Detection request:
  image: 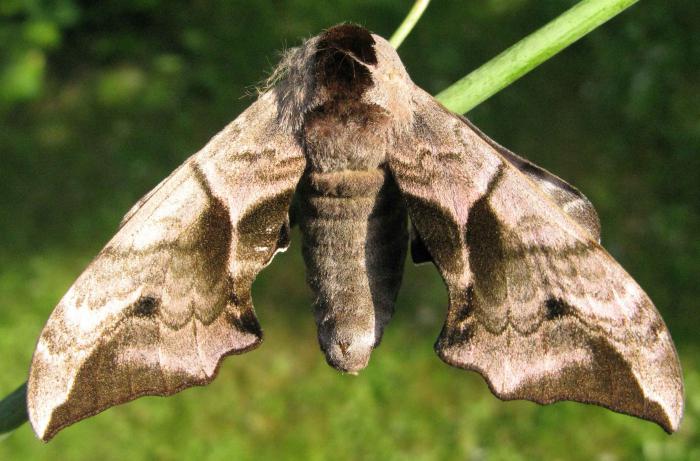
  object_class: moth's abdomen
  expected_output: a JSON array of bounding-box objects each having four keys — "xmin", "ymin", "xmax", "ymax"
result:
[{"xmin": 299, "ymin": 168, "xmax": 407, "ymax": 373}]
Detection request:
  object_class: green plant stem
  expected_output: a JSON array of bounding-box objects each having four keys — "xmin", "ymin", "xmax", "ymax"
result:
[
  {"xmin": 0, "ymin": 0, "xmax": 641, "ymax": 441},
  {"xmin": 0, "ymin": 383, "xmax": 27, "ymax": 439},
  {"xmin": 389, "ymin": 0, "xmax": 431, "ymax": 48},
  {"xmin": 436, "ymin": 0, "xmax": 640, "ymax": 114}
]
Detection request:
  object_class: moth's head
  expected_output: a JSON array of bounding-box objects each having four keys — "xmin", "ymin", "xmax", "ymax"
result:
[
  {"xmin": 314, "ymin": 24, "xmax": 378, "ymax": 99},
  {"xmin": 271, "ymin": 24, "xmax": 415, "ymax": 131},
  {"xmin": 314, "ymin": 24, "xmax": 414, "ymax": 119}
]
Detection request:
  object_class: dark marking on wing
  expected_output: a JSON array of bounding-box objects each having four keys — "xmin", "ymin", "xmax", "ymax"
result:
[
  {"xmin": 194, "ymin": 196, "xmax": 232, "ymax": 271},
  {"xmin": 465, "ymin": 166, "xmax": 506, "ymax": 305},
  {"xmin": 403, "ymin": 194, "xmax": 463, "ymax": 276},
  {"xmin": 190, "ymin": 164, "xmax": 234, "ymax": 287},
  {"xmin": 227, "ymin": 306, "xmax": 263, "ymax": 338},
  {"xmin": 442, "ymin": 326, "xmax": 473, "ymax": 348},
  {"xmin": 237, "ymin": 189, "xmax": 295, "ymax": 262},
  {"xmin": 437, "ymin": 283, "xmax": 478, "ymax": 350},
  {"xmin": 224, "ymin": 278, "xmax": 260, "ymax": 338},
  {"xmin": 545, "ymin": 297, "xmax": 571, "ymax": 320},
  {"xmin": 456, "ymin": 285, "xmax": 475, "ymax": 322},
  {"xmin": 133, "ymin": 296, "xmax": 160, "ymax": 317},
  {"xmin": 457, "ymin": 283, "xmax": 474, "ymax": 321}
]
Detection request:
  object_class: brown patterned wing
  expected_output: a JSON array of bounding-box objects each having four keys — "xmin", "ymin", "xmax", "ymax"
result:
[
  {"xmin": 460, "ymin": 116, "xmax": 601, "ymax": 241},
  {"xmin": 388, "ymin": 90, "xmax": 684, "ymax": 432},
  {"xmin": 28, "ymin": 91, "xmax": 306, "ymax": 441},
  {"xmin": 409, "ymin": 117, "xmax": 601, "ymax": 264}
]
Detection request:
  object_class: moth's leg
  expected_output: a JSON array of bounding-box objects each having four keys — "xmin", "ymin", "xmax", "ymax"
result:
[{"xmin": 299, "ymin": 168, "xmax": 407, "ymax": 373}]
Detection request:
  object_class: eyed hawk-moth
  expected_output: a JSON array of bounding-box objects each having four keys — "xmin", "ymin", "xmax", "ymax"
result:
[{"xmin": 26, "ymin": 24, "xmax": 684, "ymax": 440}]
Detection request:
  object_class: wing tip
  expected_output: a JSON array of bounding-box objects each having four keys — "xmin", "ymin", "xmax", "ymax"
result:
[
  {"xmin": 660, "ymin": 407, "xmax": 682, "ymax": 434},
  {"xmin": 26, "ymin": 384, "xmax": 64, "ymax": 442},
  {"xmin": 645, "ymin": 383, "xmax": 684, "ymax": 434},
  {"xmin": 30, "ymin": 412, "xmax": 62, "ymax": 443}
]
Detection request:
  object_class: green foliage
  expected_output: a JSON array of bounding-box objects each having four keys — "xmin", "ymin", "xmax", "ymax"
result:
[
  {"xmin": 1, "ymin": 1, "xmax": 699, "ymax": 459},
  {"xmin": 435, "ymin": 0, "xmax": 641, "ymax": 113},
  {"xmin": 0, "ymin": 0, "xmax": 78, "ymax": 102}
]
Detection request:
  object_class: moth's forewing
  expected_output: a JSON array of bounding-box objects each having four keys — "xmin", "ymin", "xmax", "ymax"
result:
[
  {"xmin": 461, "ymin": 116, "xmax": 601, "ymax": 241},
  {"xmin": 388, "ymin": 89, "xmax": 683, "ymax": 432},
  {"xmin": 28, "ymin": 91, "xmax": 306, "ymax": 441}
]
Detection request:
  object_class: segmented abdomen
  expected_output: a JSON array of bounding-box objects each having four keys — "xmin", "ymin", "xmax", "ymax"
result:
[{"xmin": 298, "ymin": 167, "xmax": 407, "ymax": 372}]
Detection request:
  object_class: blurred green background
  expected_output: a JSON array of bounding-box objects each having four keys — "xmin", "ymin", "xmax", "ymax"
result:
[{"xmin": 1, "ymin": 0, "xmax": 699, "ymax": 459}]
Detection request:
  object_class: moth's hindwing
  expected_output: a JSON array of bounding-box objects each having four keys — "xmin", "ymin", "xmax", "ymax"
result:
[
  {"xmin": 27, "ymin": 91, "xmax": 306, "ymax": 441},
  {"xmin": 389, "ymin": 89, "xmax": 684, "ymax": 433}
]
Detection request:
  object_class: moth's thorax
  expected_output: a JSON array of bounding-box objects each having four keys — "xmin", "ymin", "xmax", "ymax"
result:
[
  {"xmin": 302, "ymin": 98, "xmax": 391, "ymax": 172},
  {"xmin": 297, "ymin": 24, "xmax": 413, "ymax": 172},
  {"xmin": 268, "ymin": 24, "xmax": 411, "ymax": 171}
]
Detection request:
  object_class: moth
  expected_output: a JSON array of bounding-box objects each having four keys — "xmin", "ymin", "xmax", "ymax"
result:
[{"xmin": 27, "ymin": 24, "xmax": 684, "ymax": 440}]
